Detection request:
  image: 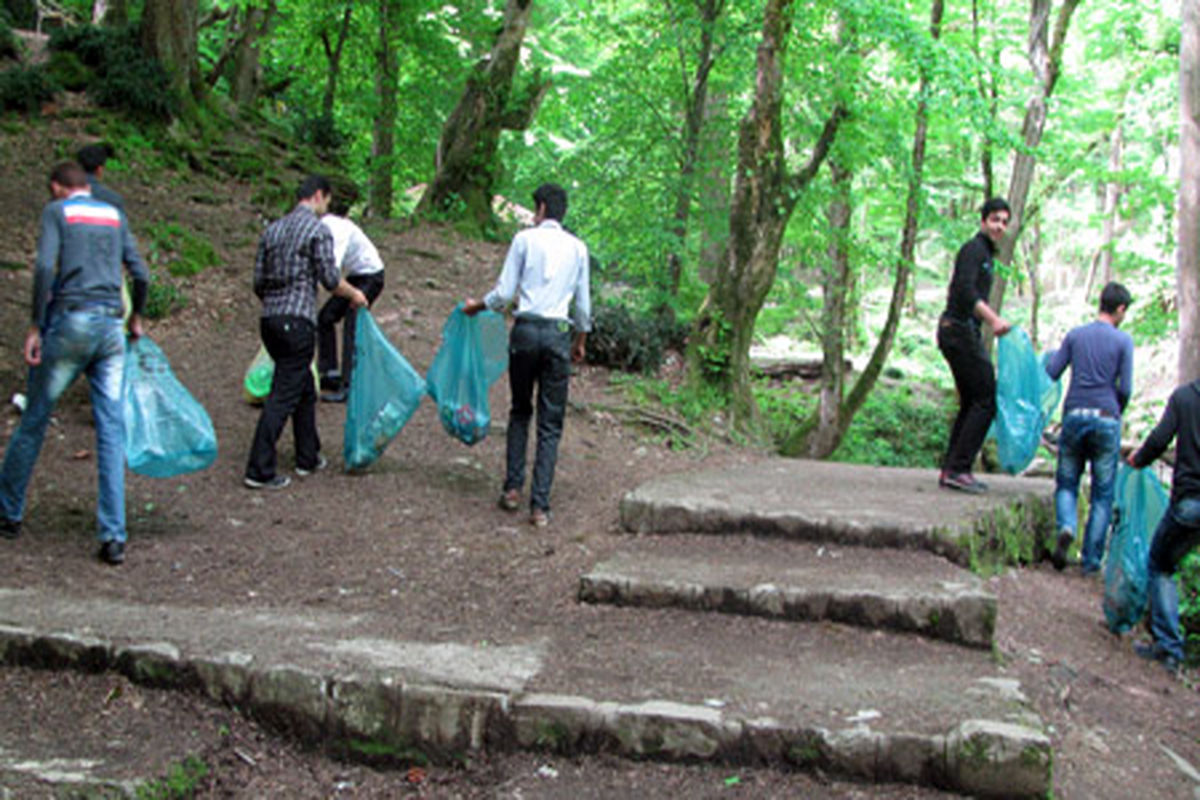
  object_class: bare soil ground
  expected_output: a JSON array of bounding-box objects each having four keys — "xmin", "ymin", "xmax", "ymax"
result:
[{"xmin": 0, "ymin": 113, "xmax": 1196, "ymax": 798}]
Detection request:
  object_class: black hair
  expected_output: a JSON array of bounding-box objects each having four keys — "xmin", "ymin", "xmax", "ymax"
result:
[
  {"xmin": 77, "ymin": 143, "xmax": 113, "ymax": 174},
  {"xmin": 532, "ymin": 183, "xmax": 568, "ymax": 221},
  {"xmin": 1099, "ymin": 281, "xmax": 1133, "ymax": 314},
  {"xmin": 980, "ymin": 197, "xmax": 1011, "ymax": 220},
  {"xmin": 50, "ymin": 162, "xmax": 88, "ymax": 189},
  {"xmin": 296, "ymin": 175, "xmax": 333, "ymax": 202}
]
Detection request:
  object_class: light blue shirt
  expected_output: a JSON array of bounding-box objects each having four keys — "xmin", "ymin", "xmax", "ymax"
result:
[{"xmin": 484, "ymin": 219, "xmax": 591, "ymax": 332}]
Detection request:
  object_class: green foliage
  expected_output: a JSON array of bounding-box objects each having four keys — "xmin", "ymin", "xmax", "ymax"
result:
[
  {"xmin": 144, "ymin": 275, "xmax": 188, "ymax": 320},
  {"xmin": 48, "ymin": 24, "xmax": 177, "ymax": 121},
  {"xmin": 0, "ymin": 16, "xmax": 18, "ymax": 60},
  {"xmin": 0, "ymin": 65, "xmax": 58, "ymax": 112},
  {"xmin": 586, "ymin": 301, "xmax": 688, "ymax": 374},
  {"xmin": 46, "ymin": 50, "xmax": 92, "ymax": 91},
  {"xmin": 145, "ymin": 222, "xmax": 221, "ymax": 278},
  {"xmin": 135, "ymin": 755, "xmax": 209, "ymax": 800},
  {"xmin": 294, "ymin": 112, "xmax": 345, "ymax": 153},
  {"xmin": 1126, "ymin": 276, "xmax": 1178, "ymax": 342}
]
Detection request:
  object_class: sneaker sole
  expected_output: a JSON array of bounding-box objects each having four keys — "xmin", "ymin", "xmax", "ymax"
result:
[{"xmin": 243, "ymin": 476, "xmax": 291, "ymax": 490}]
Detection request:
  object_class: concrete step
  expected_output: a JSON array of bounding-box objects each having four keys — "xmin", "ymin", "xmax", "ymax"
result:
[
  {"xmin": 619, "ymin": 460, "xmax": 1053, "ymax": 564},
  {"xmin": 0, "ymin": 587, "xmax": 1050, "ymax": 797},
  {"xmin": 578, "ymin": 544, "xmax": 996, "ymax": 647}
]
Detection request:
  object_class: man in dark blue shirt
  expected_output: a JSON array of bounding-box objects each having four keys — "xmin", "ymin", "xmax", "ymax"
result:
[
  {"xmin": 1044, "ymin": 282, "xmax": 1134, "ymax": 573},
  {"xmin": 937, "ymin": 198, "xmax": 1013, "ymax": 494},
  {"xmin": 77, "ymin": 143, "xmax": 125, "ymax": 211}
]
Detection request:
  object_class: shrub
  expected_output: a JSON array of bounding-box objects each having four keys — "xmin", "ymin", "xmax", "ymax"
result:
[
  {"xmin": 294, "ymin": 112, "xmax": 345, "ymax": 152},
  {"xmin": 144, "ymin": 275, "xmax": 187, "ymax": 319},
  {"xmin": 1180, "ymin": 552, "xmax": 1200, "ymax": 666},
  {"xmin": 48, "ymin": 24, "xmax": 176, "ymax": 121},
  {"xmin": 46, "ymin": 50, "xmax": 92, "ymax": 92},
  {"xmin": 145, "ymin": 221, "xmax": 221, "ymax": 278},
  {"xmin": 0, "ymin": 65, "xmax": 59, "ymax": 113},
  {"xmin": 0, "ymin": 17, "xmax": 18, "ymax": 61},
  {"xmin": 586, "ymin": 302, "xmax": 688, "ymax": 374}
]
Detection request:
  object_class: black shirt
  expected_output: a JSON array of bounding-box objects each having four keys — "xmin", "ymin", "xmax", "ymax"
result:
[
  {"xmin": 943, "ymin": 231, "xmax": 996, "ymax": 324},
  {"xmin": 1131, "ymin": 380, "xmax": 1200, "ymax": 503}
]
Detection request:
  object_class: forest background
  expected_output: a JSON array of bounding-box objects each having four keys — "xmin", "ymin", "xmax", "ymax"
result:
[{"xmin": 0, "ymin": 0, "xmax": 1197, "ymax": 660}]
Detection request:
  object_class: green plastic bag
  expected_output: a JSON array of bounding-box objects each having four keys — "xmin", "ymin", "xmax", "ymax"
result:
[
  {"xmin": 992, "ymin": 328, "xmax": 1061, "ymax": 474},
  {"xmin": 343, "ymin": 310, "xmax": 426, "ymax": 470},
  {"xmin": 1103, "ymin": 464, "xmax": 1169, "ymax": 634},
  {"xmin": 123, "ymin": 336, "xmax": 218, "ymax": 477},
  {"xmin": 425, "ymin": 306, "xmax": 508, "ymax": 446},
  {"xmin": 242, "ymin": 345, "xmax": 320, "ymax": 405}
]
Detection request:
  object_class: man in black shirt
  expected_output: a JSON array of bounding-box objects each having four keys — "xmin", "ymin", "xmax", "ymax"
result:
[
  {"xmin": 937, "ymin": 198, "xmax": 1013, "ymax": 494},
  {"xmin": 1126, "ymin": 379, "xmax": 1200, "ymax": 674},
  {"xmin": 77, "ymin": 143, "xmax": 125, "ymax": 211}
]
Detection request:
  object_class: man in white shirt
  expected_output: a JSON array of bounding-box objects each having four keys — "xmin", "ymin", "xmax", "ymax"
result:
[
  {"xmin": 464, "ymin": 183, "xmax": 591, "ymax": 527},
  {"xmin": 318, "ymin": 199, "xmax": 386, "ymax": 403}
]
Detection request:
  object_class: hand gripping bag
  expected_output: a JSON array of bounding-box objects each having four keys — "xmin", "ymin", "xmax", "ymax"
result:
[
  {"xmin": 123, "ymin": 337, "xmax": 218, "ymax": 477},
  {"xmin": 1103, "ymin": 464, "xmax": 1170, "ymax": 633},
  {"xmin": 992, "ymin": 328, "xmax": 1061, "ymax": 474},
  {"xmin": 343, "ymin": 310, "xmax": 426, "ymax": 470},
  {"xmin": 425, "ymin": 305, "xmax": 508, "ymax": 445}
]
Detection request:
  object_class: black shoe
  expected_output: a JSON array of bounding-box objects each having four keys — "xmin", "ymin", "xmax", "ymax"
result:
[
  {"xmin": 243, "ymin": 474, "xmax": 291, "ymax": 490},
  {"xmin": 321, "ymin": 390, "xmax": 348, "ymax": 404},
  {"xmin": 941, "ymin": 472, "xmax": 988, "ymax": 494},
  {"xmin": 1134, "ymin": 640, "xmax": 1182, "ymax": 675},
  {"xmin": 319, "ymin": 371, "xmax": 342, "ymax": 392},
  {"xmin": 0, "ymin": 517, "xmax": 21, "ymax": 540},
  {"xmin": 295, "ymin": 454, "xmax": 328, "ymax": 477},
  {"xmin": 98, "ymin": 540, "xmax": 125, "ymax": 565},
  {"xmin": 1050, "ymin": 528, "xmax": 1073, "ymax": 571}
]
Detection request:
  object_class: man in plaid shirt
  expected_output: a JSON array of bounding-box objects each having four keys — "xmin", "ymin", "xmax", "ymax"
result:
[{"xmin": 244, "ymin": 176, "xmax": 367, "ymax": 490}]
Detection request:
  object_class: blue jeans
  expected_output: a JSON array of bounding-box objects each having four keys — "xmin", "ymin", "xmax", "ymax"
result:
[
  {"xmin": 1147, "ymin": 496, "xmax": 1200, "ymax": 663},
  {"xmin": 0, "ymin": 309, "xmax": 127, "ymax": 543},
  {"xmin": 1054, "ymin": 412, "xmax": 1121, "ymax": 572}
]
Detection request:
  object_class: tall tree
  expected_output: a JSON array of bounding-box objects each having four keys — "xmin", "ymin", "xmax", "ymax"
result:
[
  {"xmin": 987, "ymin": 0, "xmax": 1081, "ymax": 321},
  {"xmin": 415, "ymin": 0, "xmax": 548, "ymax": 230},
  {"xmin": 1180, "ymin": 0, "xmax": 1200, "ymax": 383},
  {"xmin": 686, "ymin": 0, "xmax": 846, "ymax": 433},
  {"xmin": 142, "ymin": 0, "xmax": 201, "ymax": 105},
  {"xmin": 783, "ymin": 0, "xmax": 944, "ymax": 458},
  {"xmin": 369, "ymin": 0, "xmax": 400, "ymax": 217},
  {"xmin": 666, "ymin": 0, "xmax": 725, "ymax": 297},
  {"xmin": 320, "ymin": 3, "xmax": 354, "ymax": 120}
]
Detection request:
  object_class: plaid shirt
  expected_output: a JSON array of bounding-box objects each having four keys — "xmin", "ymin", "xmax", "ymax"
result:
[{"xmin": 253, "ymin": 205, "xmax": 340, "ymax": 323}]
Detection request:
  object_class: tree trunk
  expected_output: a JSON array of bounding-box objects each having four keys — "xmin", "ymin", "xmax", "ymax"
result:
[
  {"xmin": 228, "ymin": 2, "xmax": 275, "ymax": 106},
  {"xmin": 1179, "ymin": 0, "xmax": 1200, "ymax": 383},
  {"xmin": 321, "ymin": 4, "xmax": 354, "ymax": 120},
  {"xmin": 805, "ymin": 160, "xmax": 852, "ymax": 458},
  {"xmin": 1024, "ymin": 217, "xmax": 1042, "ymax": 346},
  {"xmin": 415, "ymin": 0, "xmax": 548, "ymax": 231},
  {"xmin": 988, "ymin": 0, "xmax": 1081, "ymax": 326},
  {"xmin": 141, "ymin": 0, "xmax": 200, "ymax": 105},
  {"xmin": 971, "ymin": 0, "xmax": 997, "ymax": 199},
  {"xmin": 686, "ymin": 0, "xmax": 846, "ymax": 435},
  {"xmin": 369, "ymin": 0, "xmax": 399, "ymax": 218},
  {"xmin": 666, "ymin": 0, "xmax": 724, "ymax": 297}
]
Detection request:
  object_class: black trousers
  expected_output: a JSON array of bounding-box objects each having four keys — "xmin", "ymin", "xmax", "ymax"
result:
[
  {"xmin": 937, "ymin": 315, "xmax": 996, "ymax": 475},
  {"xmin": 504, "ymin": 318, "xmax": 572, "ymax": 512},
  {"xmin": 246, "ymin": 315, "xmax": 319, "ymax": 481},
  {"xmin": 317, "ymin": 272, "xmax": 385, "ymax": 389}
]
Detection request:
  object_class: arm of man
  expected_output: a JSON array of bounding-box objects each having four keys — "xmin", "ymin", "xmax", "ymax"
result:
[
  {"xmin": 466, "ymin": 233, "xmax": 526, "ymax": 316},
  {"xmin": 1044, "ymin": 332, "xmax": 1071, "ymax": 381},
  {"xmin": 974, "ymin": 299, "xmax": 1011, "ymax": 337},
  {"xmin": 120, "ymin": 213, "xmax": 149, "ymax": 339},
  {"xmin": 1116, "ymin": 335, "xmax": 1134, "ymax": 413},
  {"xmin": 26, "ymin": 205, "xmax": 62, "ymax": 366},
  {"xmin": 252, "ymin": 236, "xmax": 268, "ymax": 300},
  {"xmin": 1129, "ymin": 393, "xmax": 1178, "ymax": 468},
  {"xmin": 571, "ymin": 243, "xmax": 592, "ymax": 363}
]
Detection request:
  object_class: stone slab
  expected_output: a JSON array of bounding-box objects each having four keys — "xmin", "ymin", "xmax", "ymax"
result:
[
  {"xmin": 579, "ymin": 550, "xmax": 996, "ymax": 647},
  {"xmin": 619, "ymin": 459, "xmax": 1052, "ymax": 558},
  {"xmin": 0, "ymin": 587, "xmax": 1051, "ymax": 797}
]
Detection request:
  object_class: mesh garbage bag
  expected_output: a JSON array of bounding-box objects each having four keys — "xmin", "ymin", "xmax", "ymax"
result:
[
  {"xmin": 1103, "ymin": 464, "xmax": 1169, "ymax": 634},
  {"xmin": 426, "ymin": 305, "xmax": 508, "ymax": 446},
  {"xmin": 343, "ymin": 310, "xmax": 426, "ymax": 470},
  {"xmin": 123, "ymin": 336, "xmax": 218, "ymax": 477},
  {"xmin": 992, "ymin": 328, "xmax": 1060, "ymax": 474}
]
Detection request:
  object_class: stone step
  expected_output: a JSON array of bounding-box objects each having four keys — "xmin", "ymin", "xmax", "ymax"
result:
[
  {"xmin": 0, "ymin": 587, "xmax": 1050, "ymax": 797},
  {"xmin": 578, "ymin": 545, "xmax": 996, "ymax": 647},
  {"xmin": 619, "ymin": 460, "xmax": 1053, "ymax": 564}
]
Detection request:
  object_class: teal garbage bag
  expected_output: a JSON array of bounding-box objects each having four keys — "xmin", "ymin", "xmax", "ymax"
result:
[
  {"xmin": 123, "ymin": 336, "xmax": 218, "ymax": 477},
  {"xmin": 992, "ymin": 328, "xmax": 1061, "ymax": 474},
  {"xmin": 1103, "ymin": 464, "xmax": 1169, "ymax": 634},
  {"xmin": 426, "ymin": 305, "xmax": 508, "ymax": 445},
  {"xmin": 343, "ymin": 310, "xmax": 426, "ymax": 470}
]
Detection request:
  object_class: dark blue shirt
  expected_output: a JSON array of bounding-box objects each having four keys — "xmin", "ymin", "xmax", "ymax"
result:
[{"xmin": 1045, "ymin": 319, "xmax": 1134, "ymax": 417}]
